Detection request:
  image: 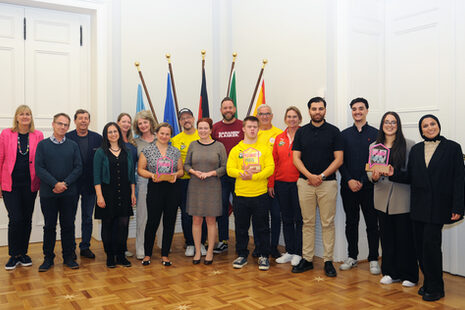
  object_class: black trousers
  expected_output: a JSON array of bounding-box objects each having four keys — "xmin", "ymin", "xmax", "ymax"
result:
[
  {"xmin": 413, "ymin": 221, "xmax": 444, "ymax": 295},
  {"xmin": 340, "ymin": 186, "xmax": 379, "ymax": 261},
  {"xmin": 2, "ymin": 187, "xmax": 37, "ymax": 257},
  {"xmin": 102, "ymin": 216, "xmax": 129, "ymax": 256},
  {"xmin": 275, "ymin": 181, "xmax": 302, "ymax": 256},
  {"xmin": 234, "ymin": 194, "xmax": 270, "ymax": 258},
  {"xmin": 144, "ymin": 181, "xmax": 179, "ymax": 257},
  {"xmin": 378, "ymin": 211, "xmax": 418, "ymax": 283},
  {"xmin": 40, "ymin": 195, "xmax": 78, "ymax": 261}
]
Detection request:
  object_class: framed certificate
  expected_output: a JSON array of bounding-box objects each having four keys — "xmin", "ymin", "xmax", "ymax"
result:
[
  {"xmin": 155, "ymin": 156, "xmax": 175, "ymax": 182},
  {"xmin": 242, "ymin": 147, "xmax": 262, "ymax": 173},
  {"xmin": 365, "ymin": 143, "xmax": 390, "ymax": 173}
]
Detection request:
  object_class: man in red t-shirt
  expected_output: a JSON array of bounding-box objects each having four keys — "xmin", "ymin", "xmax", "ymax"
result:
[{"xmin": 211, "ymin": 97, "xmax": 244, "ymax": 253}]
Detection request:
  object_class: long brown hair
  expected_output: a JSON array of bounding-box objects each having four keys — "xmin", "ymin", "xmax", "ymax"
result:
[{"xmin": 117, "ymin": 112, "xmax": 136, "ymax": 146}]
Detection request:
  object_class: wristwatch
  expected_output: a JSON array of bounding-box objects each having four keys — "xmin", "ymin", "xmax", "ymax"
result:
[{"xmin": 320, "ymin": 173, "xmax": 326, "ymax": 181}]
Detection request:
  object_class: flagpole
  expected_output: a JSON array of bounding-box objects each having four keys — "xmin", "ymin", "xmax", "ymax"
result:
[
  {"xmin": 246, "ymin": 59, "xmax": 268, "ymax": 117},
  {"xmin": 134, "ymin": 62, "xmax": 159, "ymax": 123},
  {"xmin": 201, "ymin": 49, "xmax": 206, "ymax": 70},
  {"xmin": 166, "ymin": 54, "xmax": 181, "ymax": 130},
  {"xmin": 226, "ymin": 52, "xmax": 237, "ymax": 96}
]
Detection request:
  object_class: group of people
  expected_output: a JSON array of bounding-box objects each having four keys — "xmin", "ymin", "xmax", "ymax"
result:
[{"xmin": 1, "ymin": 96, "xmax": 463, "ymax": 303}]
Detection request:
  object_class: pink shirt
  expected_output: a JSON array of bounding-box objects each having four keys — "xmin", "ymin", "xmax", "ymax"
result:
[{"xmin": 0, "ymin": 128, "xmax": 43, "ymax": 192}]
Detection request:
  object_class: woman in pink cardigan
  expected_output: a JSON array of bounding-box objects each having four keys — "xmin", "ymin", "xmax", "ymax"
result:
[{"xmin": 0, "ymin": 105, "xmax": 43, "ymax": 270}]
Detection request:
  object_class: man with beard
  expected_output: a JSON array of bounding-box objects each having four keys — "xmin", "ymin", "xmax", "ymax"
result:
[
  {"xmin": 291, "ymin": 97, "xmax": 343, "ymax": 277},
  {"xmin": 211, "ymin": 97, "xmax": 244, "ymax": 253},
  {"xmin": 171, "ymin": 108, "xmax": 205, "ymax": 257},
  {"xmin": 66, "ymin": 109, "xmax": 102, "ymax": 259}
]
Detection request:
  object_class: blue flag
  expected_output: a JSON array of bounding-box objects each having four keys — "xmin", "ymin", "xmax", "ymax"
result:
[
  {"xmin": 136, "ymin": 84, "xmax": 146, "ymax": 112},
  {"xmin": 163, "ymin": 73, "xmax": 180, "ymax": 136}
]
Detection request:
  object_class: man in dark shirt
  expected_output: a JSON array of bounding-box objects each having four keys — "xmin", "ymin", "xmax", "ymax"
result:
[
  {"xmin": 35, "ymin": 113, "xmax": 82, "ymax": 271},
  {"xmin": 291, "ymin": 97, "xmax": 343, "ymax": 277},
  {"xmin": 211, "ymin": 97, "xmax": 243, "ymax": 253},
  {"xmin": 66, "ymin": 109, "xmax": 102, "ymax": 259},
  {"xmin": 339, "ymin": 98, "xmax": 380, "ymax": 274}
]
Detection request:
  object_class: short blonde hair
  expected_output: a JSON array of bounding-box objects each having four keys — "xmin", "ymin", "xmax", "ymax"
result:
[
  {"xmin": 12, "ymin": 105, "xmax": 35, "ymax": 132},
  {"xmin": 133, "ymin": 110, "xmax": 157, "ymax": 136}
]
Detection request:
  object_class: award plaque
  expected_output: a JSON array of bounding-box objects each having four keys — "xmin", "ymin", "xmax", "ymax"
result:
[
  {"xmin": 155, "ymin": 156, "xmax": 175, "ymax": 182},
  {"xmin": 242, "ymin": 147, "xmax": 262, "ymax": 173},
  {"xmin": 365, "ymin": 143, "xmax": 390, "ymax": 174}
]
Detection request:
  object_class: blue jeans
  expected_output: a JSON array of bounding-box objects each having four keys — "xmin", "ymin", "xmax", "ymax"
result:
[
  {"xmin": 253, "ymin": 195, "xmax": 281, "ymax": 248},
  {"xmin": 78, "ymin": 192, "xmax": 96, "ymax": 250},
  {"xmin": 275, "ymin": 181, "xmax": 302, "ymax": 255},
  {"xmin": 234, "ymin": 194, "xmax": 270, "ymax": 257},
  {"xmin": 217, "ymin": 175, "xmax": 235, "ymax": 241}
]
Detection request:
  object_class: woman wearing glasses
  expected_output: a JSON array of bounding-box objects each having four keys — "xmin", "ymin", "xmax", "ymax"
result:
[{"xmin": 367, "ymin": 112, "xmax": 418, "ymax": 288}]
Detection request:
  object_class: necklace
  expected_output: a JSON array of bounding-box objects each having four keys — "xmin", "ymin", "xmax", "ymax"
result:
[
  {"xmin": 110, "ymin": 147, "xmax": 121, "ymax": 152},
  {"xmin": 17, "ymin": 134, "xmax": 30, "ymax": 155}
]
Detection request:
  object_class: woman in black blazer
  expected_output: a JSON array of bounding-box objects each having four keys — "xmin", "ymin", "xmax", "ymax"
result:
[{"xmin": 389, "ymin": 114, "xmax": 464, "ymax": 302}]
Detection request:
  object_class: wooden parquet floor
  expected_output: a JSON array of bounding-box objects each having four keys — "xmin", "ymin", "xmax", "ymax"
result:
[{"xmin": 1, "ymin": 233, "xmax": 464, "ymax": 309}]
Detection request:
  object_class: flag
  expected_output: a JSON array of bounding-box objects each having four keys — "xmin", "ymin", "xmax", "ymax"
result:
[
  {"xmin": 229, "ymin": 71, "xmax": 238, "ymax": 118},
  {"xmin": 252, "ymin": 80, "xmax": 266, "ymax": 116},
  {"xmin": 163, "ymin": 73, "xmax": 180, "ymax": 136},
  {"xmin": 198, "ymin": 65, "xmax": 209, "ymax": 119},
  {"xmin": 136, "ymin": 84, "xmax": 146, "ymax": 112}
]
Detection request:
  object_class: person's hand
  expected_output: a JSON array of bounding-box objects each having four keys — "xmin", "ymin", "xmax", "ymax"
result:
[
  {"xmin": 348, "ymin": 179, "xmax": 362, "ymax": 192},
  {"xmin": 371, "ymin": 169, "xmax": 381, "ymax": 182},
  {"xmin": 387, "ymin": 165, "xmax": 394, "ymax": 177},
  {"xmin": 131, "ymin": 193, "xmax": 137, "ymax": 207},
  {"xmin": 239, "ymin": 170, "xmax": 253, "ymax": 180},
  {"xmin": 268, "ymin": 187, "xmax": 275, "ymax": 198},
  {"xmin": 53, "ymin": 182, "xmax": 67, "ymax": 194},
  {"xmin": 451, "ymin": 213, "xmax": 461, "ymax": 221},
  {"xmin": 97, "ymin": 195, "xmax": 106, "ymax": 208},
  {"xmin": 152, "ymin": 174, "xmax": 161, "ymax": 183},
  {"xmin": 307, "ymin": 174, "xmax": 322, "ymax": 187},
  {"xmin": 190, "ymin": 170, "xmax": 202, "ymax": 179},
  {"xmin": 169, "ymin": 173, "xmax": 177, "ymax": 183}
]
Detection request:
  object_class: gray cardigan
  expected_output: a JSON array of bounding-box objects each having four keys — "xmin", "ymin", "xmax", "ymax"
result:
[{"xmin": 367, "ymin": 139, "xmax": 414, "ymax": 215}]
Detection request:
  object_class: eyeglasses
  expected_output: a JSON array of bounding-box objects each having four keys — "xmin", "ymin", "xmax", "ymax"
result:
[
  {"xmin": 383, "ymin": 121, "xmax": 397, "ymax": 126},
  {"xmin": 54, "ymin": 121, "xmax": 70, "ymax": 128},
  {"xmin": 258, "ymin": 112, "xmax": 272, "ymax": 116}
]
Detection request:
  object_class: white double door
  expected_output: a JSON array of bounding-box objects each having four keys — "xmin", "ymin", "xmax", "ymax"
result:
[{"xmin": 0, "ymin": 3, "xmax": 90, "ymax": 246}]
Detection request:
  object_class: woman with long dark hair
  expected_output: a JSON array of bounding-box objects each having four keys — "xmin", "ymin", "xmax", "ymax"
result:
[
  {"xmin": 0, "ymin": 105, "xmax": 43, "ymax": 270},
  {"xmin": 368, "ymin": 112, "xmax": 418, "ymax": 287},
  {"xmin": 94, "ymin": 122, "xmax": 136, "ymax": 268},
  {"xmin": 389, "ymin": 114, "xmax": 464, "ymax": 301}
]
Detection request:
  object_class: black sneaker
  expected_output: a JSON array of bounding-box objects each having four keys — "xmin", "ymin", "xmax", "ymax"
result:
[
  {"xmin": 5, "ymin": 257, "xmax": 19, "ymax": 270},
  {"xmin": 80, "ymin": 249, "xmax": 96, "ymax": 259},
  {"xmin": 64, "ymin": 259, "xmax": 79, "ymax": 269},
  {"xmin": 116, "ymin": 255, "xmax": 132, "ymax": 267},
  {"xmin": 232, "ymin": 256, "xmax": 248, "ymax": 269},
  {"xmin": 106, "ymin": 256, "xmax": 116, "ymax": 268},
  {"xmin": 38, "ymin": 260, "xmax": 54, "ymax": 272},
  {"xmin": 258, "ymin": 256, "xmax": 270, "ymax": 271},
  {"xmin": 291, "ymin": 258, "xmax": 313, "ymax": 273},
  {"xmin": 18, "ymin": 255, "xmax": 32, "ymax": 267},
  {"xmin": 213, "ymin": 241, "xmax": 228, "ymax": 253},
  {"xmin": 324, "ymin": 261, "xmax": 337, "ymax": 277}
]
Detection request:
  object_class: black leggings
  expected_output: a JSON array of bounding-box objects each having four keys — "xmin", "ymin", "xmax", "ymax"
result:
[
  {"xmin": 101, "ymin": 216, "xmax": 129, "ymax": 256},
  {"xmin": 144, "ymin": 181, "xmax": 179, "ymax": 257}
]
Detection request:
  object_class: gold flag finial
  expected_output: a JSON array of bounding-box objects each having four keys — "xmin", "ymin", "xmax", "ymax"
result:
[
  {"xmin": 262, "ymin": 59, "xmax": 268, "ymax": 68},
  {"xmin": 201, "ymin": 50, "xmax": 206, "ymax": 60},
  {"xmin": 135, "ymin": 62, "xmax": 140, "ymax": 72},
  {"xmin": 166, "ymin": 53, "xmax": 171, "ymax": 64}
]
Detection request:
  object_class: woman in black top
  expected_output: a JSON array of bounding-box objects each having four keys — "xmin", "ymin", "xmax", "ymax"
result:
[
  {"xmin": 94, "ymin": 122, "xmax": 136, "ymax": 268},
  {"xmin": 389, "ymin": 114, "xmax": 464, "ymax": 301}
]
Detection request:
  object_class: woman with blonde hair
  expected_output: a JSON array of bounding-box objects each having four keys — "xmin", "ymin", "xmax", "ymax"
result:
[
  {"xmin": 0, "ymin": 105, "xmax": 43, "ymax": 270},
  {"xmin": 132, "ymin": 110, "xmax": 157, "ymax": 259}
]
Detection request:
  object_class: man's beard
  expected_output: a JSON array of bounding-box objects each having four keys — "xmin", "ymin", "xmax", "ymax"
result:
[
  {"xmin": 311, "ymin": 115, "xmax": 324, "ymax": 123},
  {"xmin": 222, "ymin": 112, "xmax": 234, "ymax": 121}
]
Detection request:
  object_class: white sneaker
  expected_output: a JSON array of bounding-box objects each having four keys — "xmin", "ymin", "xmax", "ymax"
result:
[
  {"xmin": 125, "ymin": 251, "xmax": 133, "ymax": 257},
  {"xmin": 402, "ymin": 280, "xmax": 417, "ymax": 287},
  {"xmin": 339, "ymin": 257, "xmax": 357, "ymax": 270},
  {"xmin": 136, "ymin": 254, "xmax": 144, "ymax": 260},
  {"xmin": 185, "ymin": 245, "xmax": 195, "ymax": 257},
  {"xmin": 291, "ymin": 255, "xmax": 302, "ymax": 266},
  {"xmin": 276, "ymin": 252, "xmax": 293, "ymax": 264},
  {"xmin": 380, "ymin": 275, "xmax": 400, "ymax": 285},
  {"xmin": 369, "ymin": 260, "xmax": 381, "ymax": 275},
  {"xmin": 200, "ymin": 244, "xmax": 207, "ymax": 256}
]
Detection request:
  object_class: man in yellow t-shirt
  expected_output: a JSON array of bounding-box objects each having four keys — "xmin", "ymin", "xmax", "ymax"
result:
[
  {"xmin": 171, "ymin": 108, "xmax": 203, "ymax": 257},
  {"xmin": 227, "ymin": 116, "xmax": 274, "ymax": 271},
  {"xmin": 255, "ymin": 104, "xmax": 283, "ymax": 258}
]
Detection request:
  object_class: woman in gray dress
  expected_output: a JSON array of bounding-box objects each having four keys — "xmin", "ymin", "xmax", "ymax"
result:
[{"xmin": 184, "ymin": 118, "xmax": 227, "ymax": 264}]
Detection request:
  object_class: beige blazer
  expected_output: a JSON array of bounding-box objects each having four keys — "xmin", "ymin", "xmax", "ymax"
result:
[{"xmin": 367, "ymin": 139, "xmax": 414, "ymax": 215}]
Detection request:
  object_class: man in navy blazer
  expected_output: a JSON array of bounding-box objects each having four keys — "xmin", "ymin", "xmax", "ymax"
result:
[{"xmin": 66, "ymin": 109, "xmax": 102, "ymax": 259}]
